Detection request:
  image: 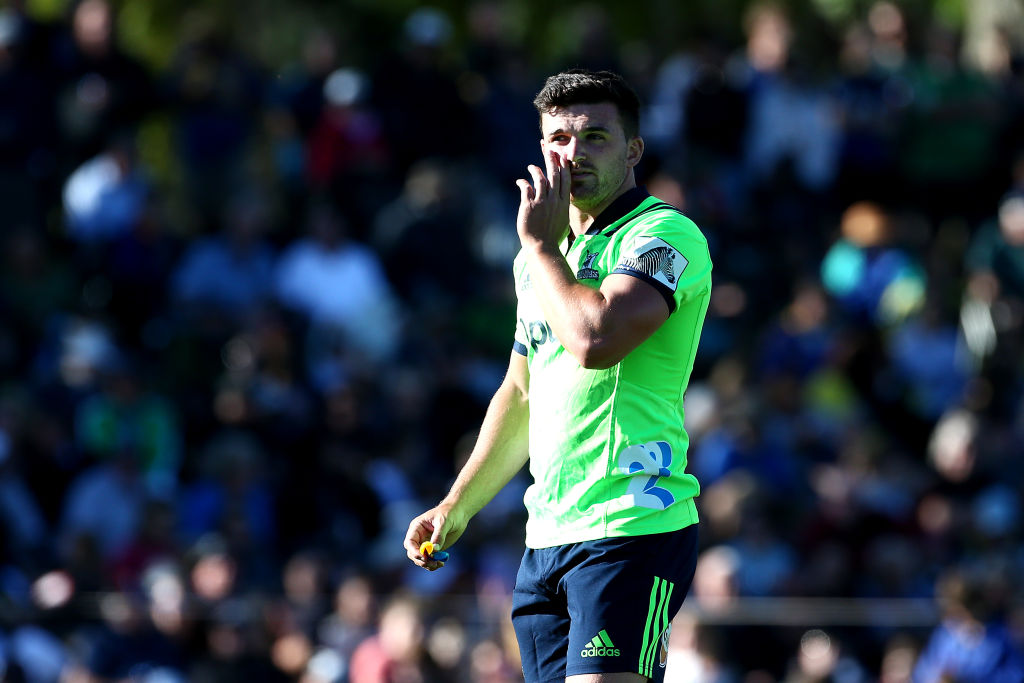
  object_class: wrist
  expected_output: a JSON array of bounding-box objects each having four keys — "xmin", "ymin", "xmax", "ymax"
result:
[
  {"xmin": 522, "ymin": 238, "xmax": 563, "ymax": 259},
  {"xmin": 518, "ymin": 220, "xmax": 569, "ymax": 253},
  {"xmin": 438, "ymin": 496, "xmax": 472, "ymax": 527}
]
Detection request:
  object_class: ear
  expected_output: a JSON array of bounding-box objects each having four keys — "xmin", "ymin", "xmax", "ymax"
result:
[{"xmin": 626, "ymin": 136, "xmax": 644, "ymax": 169}]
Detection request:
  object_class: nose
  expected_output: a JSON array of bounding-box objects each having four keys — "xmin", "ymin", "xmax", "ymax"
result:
[{"xmin": 565, "ymin": 138, "xmax": 584, "ymax": 166}]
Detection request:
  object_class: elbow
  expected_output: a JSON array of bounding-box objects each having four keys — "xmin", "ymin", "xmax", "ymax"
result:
[
  {"xmin": 569, "ymin": 337, "xmax": 623, "ymax": 370},
  {"xmin": 580, "ymin": 355, "xmax": 619, "ymax": 370}
]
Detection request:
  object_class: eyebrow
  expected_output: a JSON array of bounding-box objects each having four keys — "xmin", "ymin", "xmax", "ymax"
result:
[{"xmin": 546, "ymin": 125, "xmax": 612, "ymax": 137}]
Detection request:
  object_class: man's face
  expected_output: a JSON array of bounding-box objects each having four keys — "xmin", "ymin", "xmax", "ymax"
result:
[{"xmin": 540, "ymin": 102, "xmax": 639, "ymax": 213}]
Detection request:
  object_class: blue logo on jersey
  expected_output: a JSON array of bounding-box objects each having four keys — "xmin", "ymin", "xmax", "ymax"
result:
[
  {"xmin": 617, "ymin": 441, "xmax": 675, "ymax": 509},
  {"xmin": 519, "ymin": 318, "xmax": 558, "ymax": 351},
  {"xmin": 576, "ymin": 250, "xmax": 600, "ymax": 280}
]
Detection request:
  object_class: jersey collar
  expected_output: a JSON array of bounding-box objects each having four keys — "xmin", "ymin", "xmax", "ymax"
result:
[{"xmin": 584, "ymin": 186, "xmax": 650, "ymax": 236}]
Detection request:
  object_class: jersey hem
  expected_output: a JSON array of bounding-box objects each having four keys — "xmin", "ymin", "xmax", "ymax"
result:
[{"xmin": 524, "ymin": 498, "xmax": 698, "ymax": 549}]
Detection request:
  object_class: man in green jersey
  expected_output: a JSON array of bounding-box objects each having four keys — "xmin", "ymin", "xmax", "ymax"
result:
[{"xmin": 405, "ymin": 69, "xmax": 712, "ymax": 683}]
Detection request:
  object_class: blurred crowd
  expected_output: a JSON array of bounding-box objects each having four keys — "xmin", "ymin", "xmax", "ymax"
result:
[{"xmin": 2, "ymin": 0, "xmax": 1024, "ymax": 681}]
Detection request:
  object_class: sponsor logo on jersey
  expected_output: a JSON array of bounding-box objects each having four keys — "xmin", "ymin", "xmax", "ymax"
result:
[
  {"xmin": 518, "ymin": 318, "xmax": 557, "ymax": 351},
  {"xmin": 576, "ymin": 250, "xmax": 600, "ymax": 280},
  {"xmin": 617, "ymin": 441, "xmax": 676, "ymax": 509},
  {"xmin": 580, "ymin": 630, "xmax": 620, "ymax": 658},
  {"xmin": 618, "ymin": 237, "xmax": 687, "ymax": 291}
]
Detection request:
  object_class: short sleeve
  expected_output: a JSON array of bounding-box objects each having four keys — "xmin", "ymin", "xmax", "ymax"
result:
[
  {"xmin": 512, "ymin": 252, "xmax": 529, "ymax": 355},
  {"xmin": 611, "ymin": 213, "xmax": 711, "ymax": 313},
  {"xmin": 513, "ymin": 323, "xmax": 529, "ymax": 356}
]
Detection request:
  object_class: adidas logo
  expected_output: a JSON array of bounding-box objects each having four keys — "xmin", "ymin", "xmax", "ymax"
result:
[{"xmin": 580, "ymin": 629, "xmax": 621, "ymax": 658}]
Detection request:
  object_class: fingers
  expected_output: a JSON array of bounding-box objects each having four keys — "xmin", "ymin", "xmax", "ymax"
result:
[
  {"xmin": 516, "ymin": 178, "xmax": 534, "ymax": 202},
  {"xmin": 544, "ymin": 150, "xmax": 569, "ymax": 200},
  {"xmin": 519, "ymin": 159, "xmax": 565, "ymax": 205},
  {"xmin": 404, "ymin": 516, "xmax": 435, "ymax": 565},
  {"xmin": 527, "ymin": 164, "xmax": 547, "ymax": 195},
  {"xmin": 405, "ymin": 512, "xmax": 451, "ymax": 571},
  {"xmin": 543, "ymin": 150, "xmax": 558, "ymax": 189},
  {"xmin": 516, "ymin": 156, "xmax": 568, "ymax": 248},
  {"xmin": 418, "ymin": 540, "xmax": 449, "ymax": 572},
  {"xmin": 552, "ymin": 150, "xmax": 569, "ymax": 199}
]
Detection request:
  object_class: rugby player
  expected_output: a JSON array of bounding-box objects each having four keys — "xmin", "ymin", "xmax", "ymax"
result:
[{"xmin": 405, "ymin": 69, "xmax": 712, "ymax": 683}]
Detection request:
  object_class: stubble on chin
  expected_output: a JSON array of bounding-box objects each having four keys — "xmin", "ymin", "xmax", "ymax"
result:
[{"xmin": 569, "ymin": 179, "xmax": 612, "ymax": 213}]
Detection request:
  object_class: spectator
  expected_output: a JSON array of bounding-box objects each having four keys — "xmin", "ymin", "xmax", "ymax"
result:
[
  {"xmin": 913, "ymin": 567, "xmax": 1024, "ymax": 682},
  {"xmin": 371, "ymin": 7, "xmax": 474, "ymax": 174},
  {"xmin": 831, "ymin": 18, "xmax": 906, "ymax": 207},
  {"xmin": 898, "ymin": 22, "xmax": 1004, "ymax": 223},
  {"xmin": 756, "ymin": 279, "xmax": 836, "ymax": 384},
  {"xmin": 79, "ymin": 591, "xmax": 187, "ymax": 681},
  {"xmin": 348, "ymin": 592, "xmax": 443, "ymax": 683},
  {"xmin": 58, "ymin": 443, "xmax": 147, "ymax": 561},
  {"xmin": 177, "ymin": 430, "xmax": 275, "ymax": 560},
  {"xmin": 0, "ymin": 429, "xmax": 47, "ymax": 569},
  {"xmin": 274, "ymin": 200, "xmax": 401, "ymax": 366},
  {"xmin": 966, "ymin": 191, "xmax": 1024, "ymax": 302},
  {"xmin": 74, "ymin": 355, "xmax": 181, "ymax": 497},
  {"xmin": 741, "ymin": 5, "xmax": 841, "ymax": 195},
  {"xmin": 279, "ymin": 551, "xmax": 330, "ymax": 641},
  {"xmin": 102, "ymin": 194, "xmax": 180, "ymax": 346},
  {"xmin": 305, "ymin": 68, "xmax": 391, "ymax": 227},
  {"xmin": 371, "ymin": 160, "xmax": 484, "ymax": 305},
  {"xmin": 781, "ymin": 628, "xmax": 868, "ymax": 683},
  {"xmin": 0, "ymin": 5, "xmax": 58, "ymax": 228},
  {"xmin": 820, "ymin": 201, "xmax": 926, "ymax": 326},
  {"xmin": 0, "ymin": 227, "xmax": 77, "ymax": 369},
  {"xmin": 62, "ymin": 131, "xmax": 149, "ymax": 244},
  {"xmin": 663, "ymin": 613, "xmax": 741, "ymax": 683},
  {"xmin": 316, "ymin": 573, "xmax": 377, "ymax": 676},
  {"xmin": 170, "ymin": 190, "xmax": 277, "ymax": 326},
  {"xmin": 163, "ymin": 12, "xmax": 264, "ymax": 228},
  {"xmin": 50, "ymin": 0, "xmax": 154, "ymax": 164},
  {"xmin": 273, "ymin": 27, "xmax": 339, "ymax": 138},
  {"xmin": 885, "ymin": 294, "xmax": 973, "ymax": 423}
]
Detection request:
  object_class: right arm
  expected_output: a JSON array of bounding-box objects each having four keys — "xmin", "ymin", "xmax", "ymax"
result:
[{"xmin": 404, "ymin": 351, "xmax": 530, "ymax": 569}]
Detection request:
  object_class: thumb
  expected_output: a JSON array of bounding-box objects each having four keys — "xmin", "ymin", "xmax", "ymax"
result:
[{"xmin": 430, "ymin": 514, "xmax": 446, "ymax": 547}]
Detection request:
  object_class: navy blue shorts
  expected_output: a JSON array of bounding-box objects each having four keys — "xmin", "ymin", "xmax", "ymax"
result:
[{"xmin": 510, "ymin": 525, "xmax": 699, "ymax": 683}]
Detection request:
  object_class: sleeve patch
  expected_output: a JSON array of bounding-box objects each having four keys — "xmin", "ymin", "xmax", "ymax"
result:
[{"xmin": 617, "ymin": 237, "xmax": 688, "ymax": 292}]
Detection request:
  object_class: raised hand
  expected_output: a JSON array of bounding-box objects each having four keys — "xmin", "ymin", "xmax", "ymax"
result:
[{"xmin": 515, "ymin": 149, "xmax": 571, "ymax": 251}]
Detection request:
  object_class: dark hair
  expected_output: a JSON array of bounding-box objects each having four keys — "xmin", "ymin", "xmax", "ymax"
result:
[{"xmin": 532, "ymin": 69, "xmax": 641, "ymax": 139}]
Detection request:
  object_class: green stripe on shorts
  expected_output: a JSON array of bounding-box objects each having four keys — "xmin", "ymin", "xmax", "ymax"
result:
[{"xmin": 638, "ymin": 576, "xmax": 675, "ymax": 677}]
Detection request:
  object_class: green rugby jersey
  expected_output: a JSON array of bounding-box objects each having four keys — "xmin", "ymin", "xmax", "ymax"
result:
[{"xmin": 512, "ymin": 188, "xmax": 712, "ymax": 548}]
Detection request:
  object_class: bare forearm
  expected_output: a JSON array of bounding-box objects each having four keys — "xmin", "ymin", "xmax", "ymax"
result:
[
  {"xmin": 523, "ymin": 243, "xmax": 612, "ymax": 365},
  {"xmin": 441, "ymin": 376, "xmax": 530, "ymax": 524},
  {"xmin": 405, "ymin": 354, "xmax": 530, "ymax": 568}
]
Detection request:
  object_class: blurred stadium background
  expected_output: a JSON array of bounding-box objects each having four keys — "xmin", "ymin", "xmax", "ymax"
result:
[{"xmin": 2, "ymin": 0, "xmax": 1024, "ymax": 680}]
